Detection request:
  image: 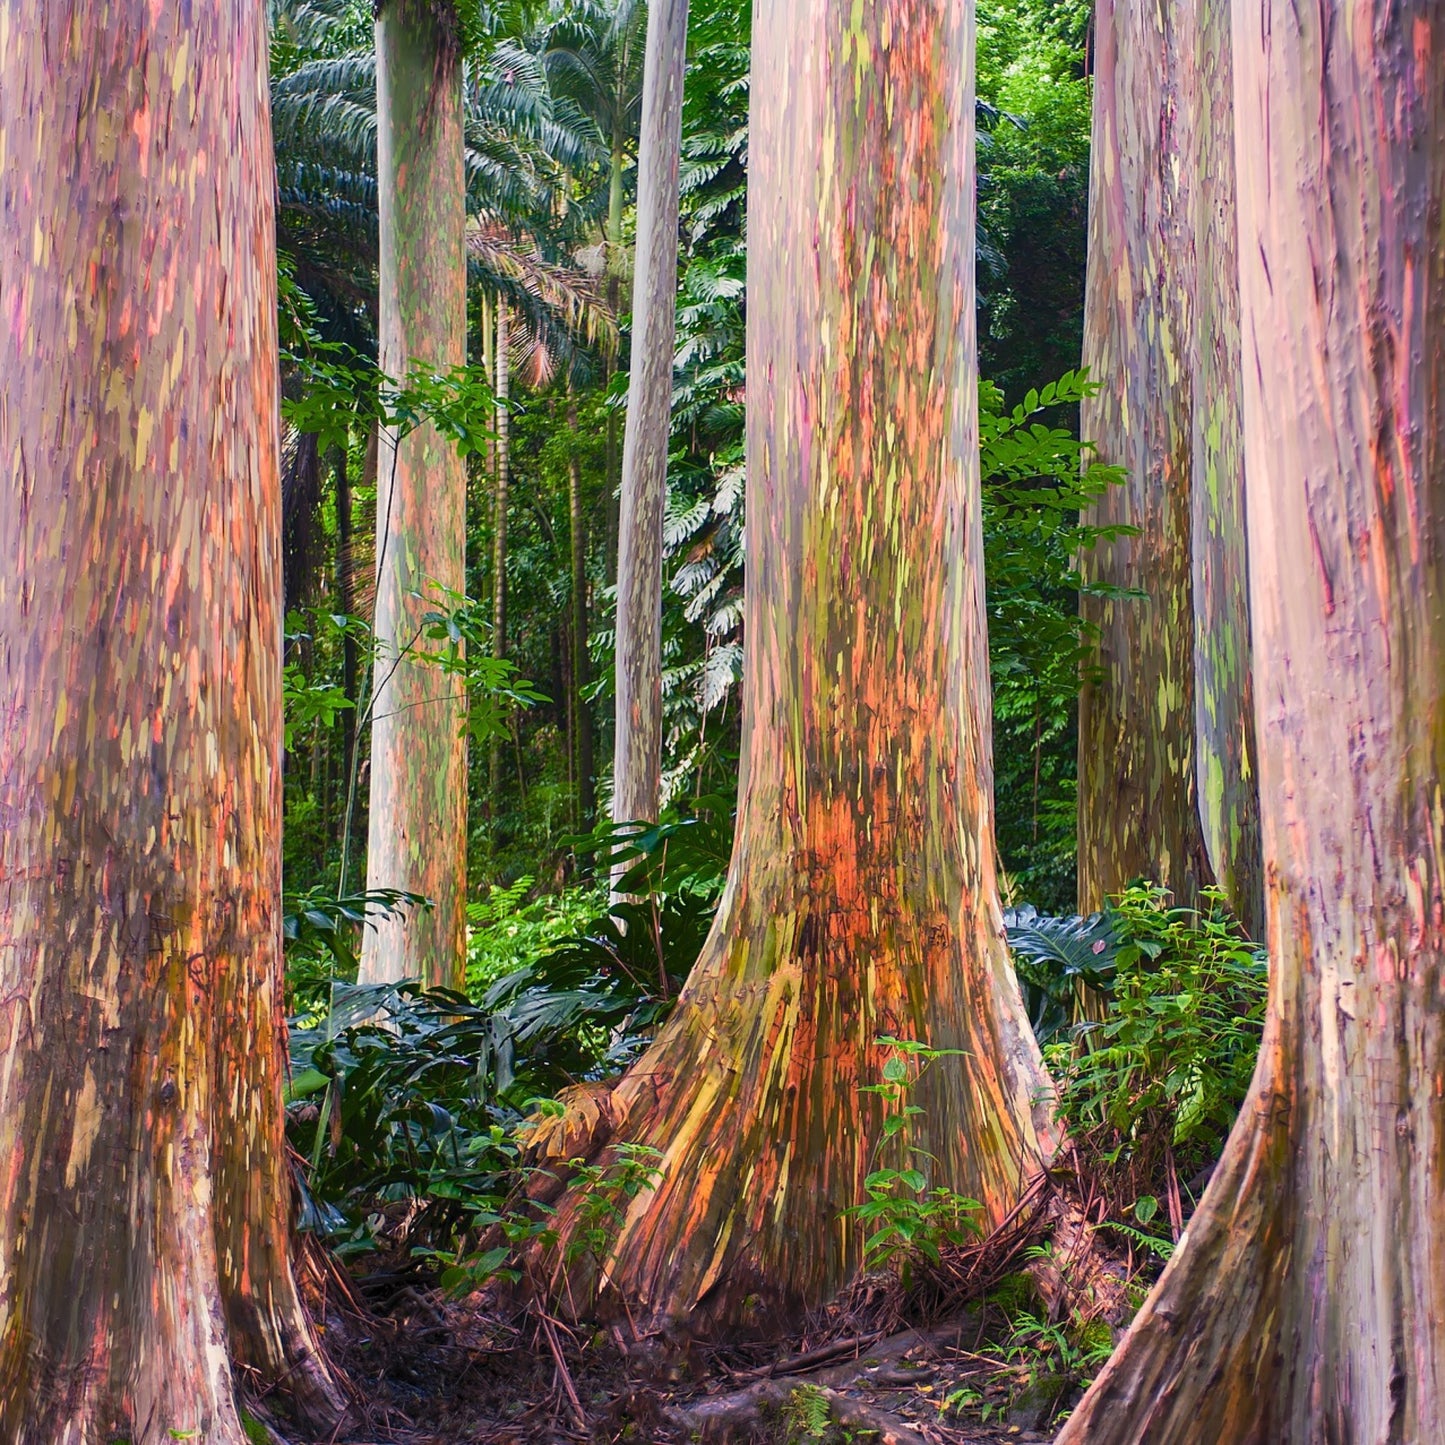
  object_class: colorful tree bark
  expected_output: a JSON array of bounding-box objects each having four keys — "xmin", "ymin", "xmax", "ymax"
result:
[
  {"xmin": 612, "ymin": 0, "xmax": 690, "ymax": 831},
  {"xmin": 1077, "ymin": 0, "xmax": 1261, "ymax": 933},
  {"xmin": 1185, "ymin": 0, "xmax": 1262, "ymax": 937},
  {"xmin": 1058, "ymin": 3, "xmax": 1445, "ymax": 1438},
  {"xmin": 362, "ymin": 0, "xmax": 468, "ymax": 988},
  {"xmin": 0, "ymin": 0, "xmax": 340, "ymax": 1436},
  {"xmin": 538, "ymin": 0, "xmax": 1053, "ymax": 1331}
]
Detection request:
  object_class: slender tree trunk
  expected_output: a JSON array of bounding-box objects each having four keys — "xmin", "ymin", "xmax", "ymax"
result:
[
  {"xmin": 1184, "ymin": 0, "xmax": 1261, "ymax": 937},
  {"xmin": 481, "ymin": 290, "xmax": 496, "ymax": 481},
  {"xmin": 537, "ymin": 0, "xmax": 1054, "ymax": 1332},
  {"xmin": 608, "ymin": 130, "xmax": 627, "ymax": 264},
  {"xmin": 612, "ymin": 0, "xmax": 690, "ymax": 834},
  {"xmin": 336, "ymin": 441, "xmax": 359, "ymax": 822},
  {"xmin": 603, "ymin": 126, "xmax": 626, "ymax": 594},
  {"xmin": 0, "ymin": 1, "xmax": 341, "ymax": 1436},
  {"xmin": 569, "ymin": 400, "xmax": 597, "ymax": 828},
  {"xmin": 362, "ymin": 0, "xmax": 468, "ymax": 989},
  {"xmin": 1058, "ymin": 5, "xmax": 1445, "ymax": 1439},
  {"xmin": 1077, "ymin": 0, "xmax": 1261, "ymax": 930},
  {"xmin": 490, "ymin": 298, "xmax": 511, "ymax": 808}
]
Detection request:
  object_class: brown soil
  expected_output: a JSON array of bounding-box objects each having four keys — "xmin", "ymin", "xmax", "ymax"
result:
[{"xmin": 245, "ymin": 1179, "xmax": 1110, "ymax": 1445}]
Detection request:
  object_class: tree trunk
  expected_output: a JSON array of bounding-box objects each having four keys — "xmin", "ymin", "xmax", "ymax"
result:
[
  {"xmin": 1184, "ymin": 0, "xmax": 1262, "ymax": 938},
  {"xmin": 612, "ymin": 0, "xmax": 690, "ymax": 832},
  {"xmin": 1057, "ymin": 4, "xmax": 1445, "ymax": 1439},
  {"xmin": 603, "ymin": 126, "xmax": 626, "ymax": 594},
  {"xmin": 490, "ymin": 298, "xmax": 511, "ymax": 809},
  {"xmin": 537, "ymin": 0, "xmax": 1054, "ymax": 1333},
  {"xmin": 1076, "ymin": 0, "xmax": 1261, "ymax": 928},
  {"xmin": 570, "ymin": 400, "xmax": 597, "ymax": 828},
  {"xmin": 362, "ymin": 0, "xmax": 468, "ymax": 989},
  {"xmin": 336, "ymin": 441, "xmax": 359, "ymax": 821},
  {"xmin": 0, "ymin": 1, "xmax": 342, "ymax": 1436}
]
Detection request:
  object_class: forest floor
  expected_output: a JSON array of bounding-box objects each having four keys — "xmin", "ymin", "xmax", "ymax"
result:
[{"xmin": 252, "ymin": 1221, "xmax": 1093, "ymax": 1445}]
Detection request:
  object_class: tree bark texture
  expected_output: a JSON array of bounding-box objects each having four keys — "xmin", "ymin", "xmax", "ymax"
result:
[
  {"xmin": 1077, "ymin": 0, "xmax": 1261, "ymax": 932},
  {"xmin": 612, "ymin": 0, "xmax": 689, "ymax": 830},
  {"xmin": 362, "ymin": 0, "xmax": 468, "ymax": 989},
  {"xmin": 1058, "ymin": 4, "xmax": 1445, "ymax": 1439},
  {"xmin": 540, "ymin": 0, "xmax": 1054, "ymax": 1332},
  {"xmin": 1185, "ymin": 0, "xmax": 1263, "ymax": 938},
  {"xmin": 0, "ymin": 1, "xmax": 341, "ymax": 1437}
]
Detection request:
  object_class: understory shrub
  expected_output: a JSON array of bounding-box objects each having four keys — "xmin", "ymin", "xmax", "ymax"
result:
[{"xmin": 1012, "ymin": 884, "xmax": 1267, "ymax": 1241}]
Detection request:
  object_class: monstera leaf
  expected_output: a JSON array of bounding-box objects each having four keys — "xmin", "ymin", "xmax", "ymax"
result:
[{"xmin": 1004, "ymin": 905, "xmax": 1120, "ymax": 1045}]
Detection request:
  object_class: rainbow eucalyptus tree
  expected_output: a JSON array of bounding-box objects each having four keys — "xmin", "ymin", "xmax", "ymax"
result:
[
  {"xmin": 363, "ymin": 0, "xmax": 469, "ymax": 988},
  {"xmin": 1059, "ymin": 4, "xmax": 1445, "ymax": 1438},
  {"xmin": 612, "ymin": 0, "xmax": 690, "ymax": 834},
  {"xmin": 1077, "ymin": 0, "xmax": 1261, "ymax": 934},
  {"xmin": 535, "ymin": 0, "xmax": 1053, "ymax": 1331},
  {"xmin": 0, "ymin": 1, "xmax": 341, "ymax": 1436}
]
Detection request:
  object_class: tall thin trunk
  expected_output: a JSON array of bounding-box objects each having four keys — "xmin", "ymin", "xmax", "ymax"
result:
[
  {"xmin": 490, "ymin": 298, "xmax": 511, "ymax": 808},
  {"xmin": 608, "ymin": 129, "xmax": 627, "ymax": 263},
  {"xmin": 569, "ymin": 400, "xmax": 597, "ymax": 828},
  {"xmin": 0, "ymin": 1, "xmax": 341, "ymax": 1435},
  {"xmin": 336, "ymin": 441, "xmax": 358, "ymax": 822},
  {"xmin": 1058, "ymin": 4, "xmax": 1445, "ymax": 1439},
  {"xmin": 1183, "ymin": 0, "xmax": 1261, "ymax": 937},
  {"xmin": 481, "ymin": 289, "xmax": 496, "ymax": 481},
  {"xmin": 612, "ymin": 0, "xmax": 690, "ymax": 833},
  {"xmin": 1076, "ymin": 0, "xmax": 1261, "ymax": 930},
  {"xmin": 362, "ymin": 0, "xmax": 468, "ymax": 989},
  {"xmin": 538, "ymin": 0, "xmax": 1053, "ymax": 1331},
  {"xmin": 603, "ymin": 125, "xmax": 626, "ymax": 593}
]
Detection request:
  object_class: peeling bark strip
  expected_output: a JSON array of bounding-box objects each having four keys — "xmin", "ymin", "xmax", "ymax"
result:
[
  {"xmin": 542, "ymin": 0, "xmax": 1053, "ymax": 1331},
  {"xmin": 362, "ymin": 0, "xmax": 468, "ymax": 989},
  {"xmin": 612, "ymin": 0, "xmax": 690, "ymax": 831},
  {"xmin": 1077, "ymin": 0, "xmax": 1262, "ymax": 933},
  {"xmin": 1059, "ymin": 4, "xmax": 1445, "ymax": 1440},
  {"xmin": 0, "ymin": 1, "xmax": 340, "ymax": 1439}
]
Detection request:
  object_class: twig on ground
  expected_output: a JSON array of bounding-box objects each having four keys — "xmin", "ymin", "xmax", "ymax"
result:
[{"xmin": 540, "ymin": 1309, "xmax": 588, "ymax": 1431}]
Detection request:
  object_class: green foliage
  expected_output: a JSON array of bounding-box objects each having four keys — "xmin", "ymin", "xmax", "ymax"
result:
[
  {"xmin": 1005, "ymin": 904, "xmax": 1119, "ymax": 1044},
  {"xmin": 466, "ymin": 876, "xmax": 608, "ymax": 990},
  {"xmin": 283, "ymin": 887, "xmax": 429, "ymax": 1016},
  {"xmin": 781, "ymin": 1384, "xmax": 835, "ymax": 1445},
  {"xmin": 417, "ymin": 585, "xmax": 548, "ymax": 747},
  {"xmin": 283, "ymin": 610, "xmax": 361, "ymax": 749},
  {"xmin": 238, "ymin": 1413, "xmax": 273, "ymax": 1445},
  {"xmin": 981, "ymin": 371, "xmax": 1128, "ymax": 909},
  {"xmin": 540, "ymin": 800, "xmax": 732, "ymax": 999},
  {"xmin": 560, "ymin": 1143, "xmax": 665, "ymax": 1267},
  {"xmin": 1000, "ymin": 1305, "xmax": 1114, "ymax": 1409},
  {"xmin": 1042, "ymin": 884, "xmax": 1268, "ymax": 1227},
  {"xmin": 975, "ymin": 0, "xmax": 1092, "ymax": 398},
  {"xmin": 285, "ymin": 960, "xmax": 658, "ymax": 1248},
  {"xmin": 850, "ymin": 1039, "xmax": 982, "ymax": 1285}
]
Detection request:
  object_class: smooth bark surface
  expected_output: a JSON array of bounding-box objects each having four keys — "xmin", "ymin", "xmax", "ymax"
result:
[
  {"xmin": 1059, "ymin": 4, "xmax": 1445, "ymax": 1438},
  {"xmin": 1077, "ymin": 0, "xmax": 1261, "ymax": 931},
  {"xmin": 0, "ymin": 1, "xmax": 339, "ymax": 1437},
  {"xmin": 362, "ymin": 0, "xmax": 468, "ymax": 988},
  {"xmin": 541, "ymin": 0, "xmax": 1053, "ymax": 1331},
  {"xmin": 612, "ymin": 0, "xmax": 689, "ymax": 830},
  {"xmin": 1185, "ymin": 0, "xmax": 1262, "ymax": 937}
]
